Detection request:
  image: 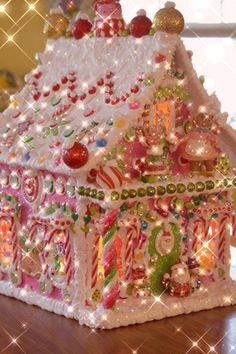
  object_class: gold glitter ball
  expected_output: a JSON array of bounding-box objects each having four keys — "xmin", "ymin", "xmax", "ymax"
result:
[
  {"xmin": 153, "ymin": 2, "xmax": 185, "ymax": 34},
  {"xmin": 44, "ymin": 13, "xmax": 69, "ymax": 39}
]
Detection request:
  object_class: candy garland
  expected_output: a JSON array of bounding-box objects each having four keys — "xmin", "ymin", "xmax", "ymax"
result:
[
  {"xmin": 102, "ymin": 210, "xmax": 119, "ymax": 309},
  {"xmin": 31, "ymin": 69, "xmax": 146, "ymax": 109}
]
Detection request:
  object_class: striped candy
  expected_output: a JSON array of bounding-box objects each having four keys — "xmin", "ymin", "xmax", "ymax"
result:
[
  {"xmin": 96, "ymin": 166, "xmax": 123, "ymax": 190},
  {"xmin": 102, "ymin": 211, "xmax": 119, "ymax": 309},
  {"xmin": 218, "ymin": 214, "xmax": 230, "ymax": 266}
]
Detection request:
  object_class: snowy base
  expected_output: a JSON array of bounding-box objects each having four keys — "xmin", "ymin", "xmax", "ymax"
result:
[{"xmin": 0, "ymin": 280, "xmax": 236, "ymax": 329}]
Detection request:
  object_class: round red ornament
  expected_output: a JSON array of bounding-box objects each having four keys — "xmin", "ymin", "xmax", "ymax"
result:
[
  {"xmin": 129, "ymin": 10, "xmax": 152, "ymax": 38},
  {"xmin": 73, "ymin": 18, "xmax": 92, "ymax": 39},
  {"xmin": 63, "ymin": 142, "xmax": 89, "ymax": 169}
]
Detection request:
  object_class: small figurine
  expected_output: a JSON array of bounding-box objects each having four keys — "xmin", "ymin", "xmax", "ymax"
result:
[
  {"xmin": 162, "ymin": 261, "xmax": 192, "ymax": 297},
  {"xmin": 93, "ymin": 0, "xmax": 126, "ymax": 37},
  {"xmin": 180, "ymin": 113, "xmax": 219, "ymax": 176}
]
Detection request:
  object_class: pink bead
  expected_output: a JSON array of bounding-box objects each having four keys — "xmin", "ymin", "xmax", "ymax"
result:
[{"xmin": 129, "ymin": 101, "xmax": 140, "ymax": 110}]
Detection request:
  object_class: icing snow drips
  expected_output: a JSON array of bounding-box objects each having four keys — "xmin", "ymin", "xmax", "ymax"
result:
[{"xmin": 0, "ymin": 33, "xmax": 178, "ymax": 177}]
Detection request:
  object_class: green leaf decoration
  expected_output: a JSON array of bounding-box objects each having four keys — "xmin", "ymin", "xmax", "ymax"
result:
[
  {"xmin": 71, "ymin": 213, "xmax": 79, "ymax": 222},
  {"xmin": 84, "ymin": 215, "xmax": 91, "ymax": 225},
  {"xmin": 65, "ymin": 205, "xmax": 72, "ymax": 215},
  {"xmin": 89, "ymin": 206, "xmax": 97, "ymax": 216},
  {"xmin": 45, "ymin": 206, "xmax": 56, "ymax": 215},
  {"xmin": 148, "ymin": 222, "xmax": 182, "ymax": 294}
]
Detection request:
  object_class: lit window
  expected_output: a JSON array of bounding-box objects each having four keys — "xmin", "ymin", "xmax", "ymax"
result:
[{"xmin": 121, "ymin": 0, "xmax": 236, "ymax": 118}]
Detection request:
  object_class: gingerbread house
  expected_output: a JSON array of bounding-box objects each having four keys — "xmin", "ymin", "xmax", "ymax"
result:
[{"xmin": 0, "ymin": 1, "xmax": 236, "ymax": 329}]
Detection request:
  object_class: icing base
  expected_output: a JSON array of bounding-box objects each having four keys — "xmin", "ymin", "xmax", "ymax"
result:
[{"xmin": 0, "ymin": 279, "xmax": 236, "ymax": 329}]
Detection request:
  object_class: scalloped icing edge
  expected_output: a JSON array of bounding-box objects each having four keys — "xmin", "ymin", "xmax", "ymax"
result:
[{"xmin": 0, "ymin": 279, "xmax": 236, "ymax": 329}]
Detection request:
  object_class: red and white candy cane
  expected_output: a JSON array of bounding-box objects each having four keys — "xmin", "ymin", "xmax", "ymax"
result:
[
  {"xmin": 28, "ymin": 221, "xmax": 48, "ymax": 244},
  {"xmin": 64, "ymin": 229, "xmax": 73, "ymax": 286},
  {"xmin": 9, "ymin": 216, "xmax": 19, "ymax": 272},
  {"xmin": 231, "ymin": 213, "xmax": 236, "ymax": 240},
  {"xmin": 192, "ymin": 217, "xmax": 207, "ymax": 255},
  {"xmin": 218, "ymin": 214, "xmax": 230, "ymax": 266},
  {"xmin": 91, "ymin": 231, "xmax": 100, "ymax": 289},
  {"xmin": 42, "ymin": 229, "xmax": 58, "ymax": 280},
  {"xmin": 42, "ymin": 228, "xmax": 73, "ymax": 286},
  {"xmin": 124, "ymin": 222, "xmax": 138, "ymax": 281},
  {"xmin": 102, "ymin": 210, "xmax": 119, "ymax": 309}
]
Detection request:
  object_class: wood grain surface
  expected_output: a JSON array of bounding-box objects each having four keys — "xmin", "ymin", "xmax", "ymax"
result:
[{"xmin": 0, "ymin": 294, "xmax": 236, "ymax": 354}]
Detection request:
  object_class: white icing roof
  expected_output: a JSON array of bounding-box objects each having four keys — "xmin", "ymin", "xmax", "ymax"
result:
[{"xmin": 0, "ymin": 32, "xmax": 219, "ymax": 177}]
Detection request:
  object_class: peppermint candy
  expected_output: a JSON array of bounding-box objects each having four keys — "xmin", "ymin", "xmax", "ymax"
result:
[
  {"xmin": 96, "ymin": 166, "xmax": 124, "ymax": 190},
  {"xmin": 22, "ymin": 170, "xmax": 44, "ymax": 205}
]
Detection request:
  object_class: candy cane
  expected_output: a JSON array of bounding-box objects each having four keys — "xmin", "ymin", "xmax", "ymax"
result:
[
  {"xmin": 124, "ymin": 223, "xmax": 138, "ymax": 281},
  {"xmin": 91, "ymin": 231, "xmax": 100, "ymax": 289},
  {"xmin": 8, "ymin": 216, "xmax": 19, "ymax": 271},
  {"xmin": 42, "ymin": 229, "xmax": 59, "ymax": 279},
  {"xmin": 64, "ymin": 229, "xmax": 73, "ymax": 286},
  {"xmin": 102, "ymin": 211, "xmax": 119, "ymax": 309},
  {"xmin": 231, "ymin": 213, "xmax": 236, "ymax": 239},
  {"xmin": 192, "ymin": 217, "xmax": 206, "ymax": 255},
  {"xmin": 218, "ymin": 214, "xmax": 230, "ymax": 266}
]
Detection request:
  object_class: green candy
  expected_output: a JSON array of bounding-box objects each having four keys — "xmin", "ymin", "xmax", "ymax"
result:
[
  {"xmin": 84, "ymin": 215, "xmax": 91, "ymax": 224},
  {"xmin": 120, "ymin": 203, "xmax": 128, "ymax": 212},
  {"xmin": 157, "ymin": 186, "xmax": 166, "ymax": 196},
  {"xmin": 144, "ymin": 77, "xmax": 154, "ymax": 86},
  {"xmin": 64, "ymin": 129, "xmax": 74, "ymax": 138},
  {"xmin": 51, "ymin": 127, "xmax": 59, "ymax": 136},
  {"xmin": 51, "ymin": 96, "xmax": 61, "ymax": 106},
  {"xmin": 121, "ymin": 190, "xmax": 129, "ymax": 200},
  {"xmin": 129, "ymin": 189, "xmax": 137, "ymax": 198},
  {"xmin": 84, "ymin": 188, "xmax": 91, "ymax": 196},
  {"xmin": 193, "ymin": 196, "xmax": 200, "ymax": 206},
  {"xmin": 167, "ymin": 184, "xmax": 176, "ymax": 194},
  {"xmin": 187, "ymin": 183, "xmax": 195, "ymax": 192},
  {"xmin": 147, "ymin": 187, "xmax": 156, "ymax": 197},
  {"xmin": 185, "ymin": 202, "xmax": 194, "ymax": 209},
  {"xmin": 125, "ymin": 129, "xmax": 136, "ymax": 141},
  {"xmin": 111, "ymin": 191, "xmax": 120, "ymax": 201},
  {"xmin": 117, "ymin": 160, "xmax": 125, "ymax": 169},
  {"xmin": 78, "ymin": 186, "xmax": 85, "ymax": 196},
  {"xmin": 42, "ymin": 127, "xmax": 50, "ymax": 138},
  {"xmin": 196, "ymin": 182, "xmax": 205, "ymax": 192},
  {"xmin": 148, "ymin": 176, "xmax": 157, "ymax": 184},
  {"xmin": 177, "ymin": 183, "xmax": 186, "ymax": 194},
  {"xmin": 137, "ymin": 188, "xmax": 146, "ymax": 197},
  {"xmin": 205, "ymin": 180, "xmax": 215, "ymax": 190},
  {"xmin": 106, "ymin": 117, "xmax": 114, "ymax": 126},
  {"xmin": 120, "ymin": 29, "xmax": 130, "ymax": 37},
  {"xmin": 89, "ymin": 189, "xmax": 97, "ymax": 198},
  {"xmin": 97, "ymin": 191, "xmax": 105, "ymax": 201},
  {"xmin": 137, "ymin": 203, "xmax": 147, "ymax": 217}
]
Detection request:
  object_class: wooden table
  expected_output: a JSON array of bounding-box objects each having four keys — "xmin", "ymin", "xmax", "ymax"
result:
[{"xmin": 0, "ymin": 294, "xmax": 235, "ymax": 354}]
